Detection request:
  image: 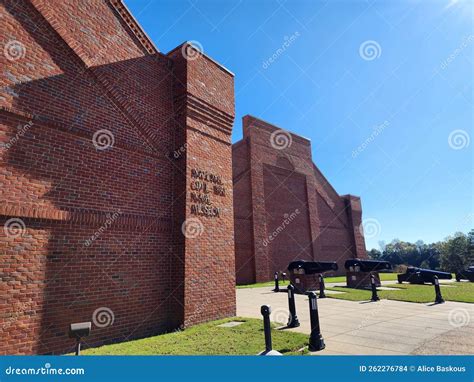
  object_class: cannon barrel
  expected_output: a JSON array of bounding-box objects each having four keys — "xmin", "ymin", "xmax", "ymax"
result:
[
  {"xmin": 455, "ymin": 265, "xmax": 474, "ymax": 282},
  {"xmin": 288, "ymin": 260, "xmax": 338, "ymax": 274},
  {"xmin": 407, "ymin": 267, "xmax": 451, "ymax": 279},
  {"xmin": 344, "ymin": 259, "xmax": 392, "ymax": 273},
  {"xmin": 287, "ymin": 261, "xmax": 338, "ymax": 293},
  {"xmin": 398, "ymin": 267, "xmax": 452, "ymax": 284}
]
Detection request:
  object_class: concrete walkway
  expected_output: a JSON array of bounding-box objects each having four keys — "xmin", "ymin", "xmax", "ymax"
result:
[{"xmin": 236, "ymin": 287, "xmax": 474, "ymax": 355}]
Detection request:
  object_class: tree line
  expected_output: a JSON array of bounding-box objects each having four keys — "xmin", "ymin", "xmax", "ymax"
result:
[{"xmin": 367, "ymin": 229, "xmax": 474, "ymax": 272}]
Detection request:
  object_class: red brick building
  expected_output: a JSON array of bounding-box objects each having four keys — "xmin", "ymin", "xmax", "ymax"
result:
[
  {"xmin": 1, "ymin": 0, "xmax": 367, "ymax": 355},
  {"xmin": 1, "ymin": 0, "xmax": 235, "ymax": 354},
  {"xmin": 233, "ymin": 116, "xmax": 367, "ymax": 284}
]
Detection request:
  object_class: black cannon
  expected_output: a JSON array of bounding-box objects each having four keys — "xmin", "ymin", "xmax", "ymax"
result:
[
  {"xmin": 344, "ymin": 259, "xmax": 392, "ymax": 289},
  {"xmin": 288, "ymin": 260, "xmax": 338, "ymax": 294},
  {"xmin": 455, "ymin": 266, "xmax": 474, "ymax": 282},
  {"xmin": 397, "ymin": 267, "xmax": 452, "ymax": 284}
]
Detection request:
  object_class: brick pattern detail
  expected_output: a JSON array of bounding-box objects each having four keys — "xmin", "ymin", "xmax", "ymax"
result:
[
  {"xmin": 233, "ymin": 116, "xmax": 367, "ymax": 284},
  {"xmin": 1, "ymin": 1, "xmax": 235, "ymax": 354}
]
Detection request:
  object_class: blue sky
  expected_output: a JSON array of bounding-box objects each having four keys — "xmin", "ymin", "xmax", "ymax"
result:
[{"xmin": 125, "ymin": 0, "xmax": 473, "ymax": 250}]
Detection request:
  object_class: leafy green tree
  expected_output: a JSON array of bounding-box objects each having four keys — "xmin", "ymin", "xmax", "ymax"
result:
[
  {"xmin": 468, "ymin": 229, "xmax": 474, "ymax": 264},
  {"xmin": 439, "ymin": 232, "xmax": 470, "ymax": 272},
  {"xmin": 416, "ymin": 242, "xmax": 441, "ymax": 270},
  {"xmin": 366, "ymin": 230, "xmax": 471, "ymax": 271},
  {"xmin": 367, "ymin": 248, "xmax": 382, "ymax": 260},
  {"xmin": 420, "ymin": 260, "xmax": 430, "ymax": 269},
  {"xmin": 381, "ymin": 240, "xmax": 418, "ymax": 266},
  {"xmin": 373, "ymin": 239, "xmax": 441, "ymax": 269}
]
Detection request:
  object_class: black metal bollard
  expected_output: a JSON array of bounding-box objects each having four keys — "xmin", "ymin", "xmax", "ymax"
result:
[
  {"xmin": 259, "ymin": 305, "xmax": 282, "ymax": 356},
  {"xmin": 74, "ymin": 338, "xmax": 81, "ymax": 356},
  {"xmin": 308, "ymin": 292, "xmax": 325, "ymax": 351},
  {"xmin": 433, "ymin": 276, "xmax": 445, "ymax": 304},
  {"xmin": 273, "ymin": 272, "xmax": 280, "ymax": 292},
  {"xmin": 261, "ymin": 305, "xmax": 272, "ymax": 352},
  {"xmin": 69, "ymin": 322, "xmax": 91, "ymax": 356},
  {"xmin": 287, "ymin": 284, "xmax": 300, "ymax": 328},
  {"xmin": 318, "ymin": 273, "xmax": 326, "ymax": 298},
  {"xmin": 370, "ymin": 273, "xmax": 380, "ymax": 302}
]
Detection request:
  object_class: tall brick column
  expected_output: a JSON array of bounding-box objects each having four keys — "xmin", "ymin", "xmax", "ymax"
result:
[
  {"xmin": 168, "ymin": 43, "xmax": 236, "ymax": 326},
  {"xmin": 247, "ymin": 134, "xmax": 271, "ymax": 282},
  {"xmin": 242, "ymin": 116, "xmax": 321, "ymax": 282},
  {"xmin": 343, "ymin": 195, "xmax": 367, "ymax": 258}
]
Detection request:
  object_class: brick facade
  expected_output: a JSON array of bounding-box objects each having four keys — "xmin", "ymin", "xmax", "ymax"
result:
[
  {"xmin": 233, "ymin": 116, "xmax": 367, "ymax": 284},
  {"xmin": 1, "ymin": 0, "xmax": 234, "ymax": 354}
]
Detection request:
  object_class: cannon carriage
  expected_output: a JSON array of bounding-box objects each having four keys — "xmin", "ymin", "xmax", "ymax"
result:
[
  {"xmin": 455, "ymin": 266, "xmax": 474, "ymax": 282},
  {"xmin": 397, "ymin": 267, "xmax": 452, "ymax": 284},
  {"xmin": 345, "ymin": 259, "xmax": 393, "ymax": 289},
  {"xmin": 287, "ymin": 260, "xmax": 338, "ymax": 294}
]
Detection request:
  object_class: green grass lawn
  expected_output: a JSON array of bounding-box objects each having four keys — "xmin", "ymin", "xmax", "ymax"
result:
[
  {"xmin": 327, "ymin": 282, "xmax": 474, "ymax": 303},
  {"xmin": 236, "ymin": 273, "xmax": 398, "ymax": 289},
  {"xmin": 80, "ymin": 317, "xmax": 309, "ymax": 355},
  {"xmin": 236, "ymin": 280, "xmax": 290, "ymax": 289}
]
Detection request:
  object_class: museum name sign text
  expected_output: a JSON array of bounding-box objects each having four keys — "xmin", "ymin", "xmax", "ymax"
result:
[{"xmin": 190, "ymin": 169, "xmax": 226, "ymax": 218}]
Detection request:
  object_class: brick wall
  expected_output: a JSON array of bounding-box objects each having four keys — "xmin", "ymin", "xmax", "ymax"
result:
[
  {"xmin": 1, "ymin": 0, "xmax": 235, "ymax": 354},
  {"xmin": 233, "ymin": 116, "xmax": 367, "ymax": 284},
  {"xmin": 232, "ymin": 141, "xmax": 255, "ymax": 285}
]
